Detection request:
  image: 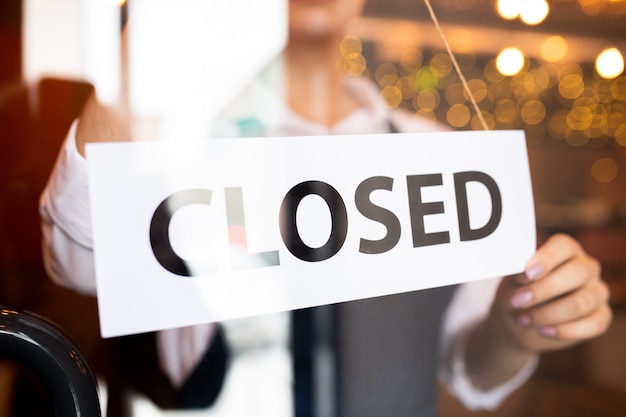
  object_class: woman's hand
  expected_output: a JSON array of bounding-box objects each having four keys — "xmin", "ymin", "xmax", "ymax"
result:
[
  {"xmin": 493, "ymin": 233, "xmax": 612, "ymax": 354},
  {"xmin": 464, "ymin": 233, "xmax": 612, "ymax": 390}
]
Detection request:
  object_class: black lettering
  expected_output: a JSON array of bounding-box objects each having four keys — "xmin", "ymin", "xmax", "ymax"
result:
[
  {"xmin": 279, "ymin": 181, "xmax": 348, "ymax": 262},
  {"xmin": 355, "ymin": 176, "xmax": 401, "ymax": 254},
  {"xmin": 406, "ymin": 174, "xmax": 450, "ymax": 247},
  {"xmin": 454, "ymin": 171, "xmax": 502, "ymax": 241},
  {"xmin": 149, "ymin": 189, "xmax": 213, "ymax": 276}
]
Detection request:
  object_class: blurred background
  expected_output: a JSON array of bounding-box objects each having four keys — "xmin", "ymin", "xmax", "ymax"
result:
[{"xmin": 1, "ymin": 0, "xmax": 625, "ymax": 415}]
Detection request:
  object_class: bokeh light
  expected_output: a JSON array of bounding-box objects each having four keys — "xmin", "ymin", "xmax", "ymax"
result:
[
  {"xmin": 548, "ymin": 110, "xmax": 570, "ymax": 140},
  {"xmin": 496, "ymin": 47, "xmax": 525, "ymax": 76},
  {"xmin": 445, "ymin": 83, "xmax": 467, "ymax": 105},
  {"xmin": 595, "ymin": 47, "xmax": 625, "ymax": 79},
  {"xmin": 471, "ymin": 112, "xmax": 496, "ymax": 130},
  {"xmin": 414, "ymin": 89, "xmax": 441, "ymax": 112},
  {"xmin": 521, "ymin": 100, "xmax": 547, "ymax": 124},
  {"xmin": 363, "ymin": 36, "xmax": 625, "ymax": 145},
  {"xmin": 591, "ymin": 158, "xmax": 618, "ymax": 183},
  {"xmin": 541, "ymin": 36, "xmax": 568, "ymax": 63},
  {"xmin": 429, "ymin": 53, "xmax": 454, "ymax": 78},
  {"xmin": 337, "ymin": 35, "xmax": 367, "ymax": 76},
  {"xmin": 559, "ymin": 74, "xmax": 585, "ymax": 99},
  {"xmin": 520, "ymin": 0, "xmax": 550, "ymax": 25},
  {"xmin": 400, "ymin": 48, "xmax": 423, "ymax": 72},
  {"xmin": 495, "ymin": 98, "xmax": 520, "ymax": 124},
  {"xmin": 615, "ymin": 124, "xmax": 626, "ymax": 147},
  {"xmin": 375, "ymin": 63, "xmax": 399, "ymax": 87},
  {"xmin": 415, "ymin": 67, "xmax": 440, "ymax": 89},
  {"xmin": 447, "ymin": 104, "xmax": 471, "ymax": 128},
  {"xmin": 395, "ymin": 76, "xmax": 417, "ymax": 100},
  {"xmin": 567, "ymin": 105, "xmax": 594, "ymax": 131},
  {"xmin": 611, "ymin": 76, "xmax": 626, "ymax": 100},
  {"xmin": 497, "ymin": 0, "xmax": 522, "ymax": 19},
  {"xmin": 340, "ymin": 35, "xmax": 362, "ymax": 59},
  {"xmin": 464, "ymin": 79, "xmax": 489, "ymax": 103},
  {"xmin": 380, "ymin": 85, "xmax": 402, "ymax": 108}
]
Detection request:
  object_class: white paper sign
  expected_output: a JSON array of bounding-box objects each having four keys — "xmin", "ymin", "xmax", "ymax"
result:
[{"xmin": 87, "ymin": 130, "xmax": 536, "ymax": 337}]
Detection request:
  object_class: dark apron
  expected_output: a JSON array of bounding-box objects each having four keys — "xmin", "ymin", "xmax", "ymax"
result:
[{"xmin": 293, "ymin": 120, "xmax": 459, "ymax": 417}]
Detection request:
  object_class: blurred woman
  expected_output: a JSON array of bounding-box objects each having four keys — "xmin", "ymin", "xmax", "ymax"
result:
[{"xmin": 40, "ymin": 0, "xmax": 611, "ymax": 415}]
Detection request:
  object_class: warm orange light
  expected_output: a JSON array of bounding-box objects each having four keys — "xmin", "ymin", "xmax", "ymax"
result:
[
  {"xmin": 447, "ymin": 104, "xmax": 471, "ymax": 128},
  {"xmin": 375, "ymin": 63, "xmax": 398, "ymax": 87},
  {"xmin": 497, "ymin": 0, "xmax": 522, "ymax": 20},
  {"xmin": 496, "ymin": 47, "xmax": 525, "ymax": 76},
  {"xmin": 540, "ymin": 36, "xmax": 568, "ymax": 63},
  {"xmin": 520, "ymin": 0, "xmax": 550, "ymax": 25},
  {"xmin": 380, "ymin": 85, "xmax": 402, "ymax": 108},
  {"xmin": 596, "ymin": 47, "xmax": 624, "ymax": 79},
  {"xmin": 591, "ymin": 158, "xmax": 618, "ymax": 183}
]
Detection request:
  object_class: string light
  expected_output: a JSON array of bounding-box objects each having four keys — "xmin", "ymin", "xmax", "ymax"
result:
[{"xmin": 353, "ymin": 3, "xmax": 626, "ymax": 149}]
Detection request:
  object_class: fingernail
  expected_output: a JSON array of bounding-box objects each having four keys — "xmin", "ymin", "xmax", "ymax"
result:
[
  {"xmin": 511, "ymin": 291, "xmax": 533, "ymax": 309},
  {"xmin": 516, "ymin": 314, "xmax": 532, "ymax": 327},
  {"xmin": 525, "ymin": 263, "xmax": 545, "ymax": 281},
  {"xmin": 539, "ymin": 326, "xmax": 557, "ymax": 338}
]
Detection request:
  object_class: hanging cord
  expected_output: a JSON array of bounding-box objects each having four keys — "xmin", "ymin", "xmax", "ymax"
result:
[{"xmin": 423, "ymin": 0, "xmax": 490, "ymax": 130}]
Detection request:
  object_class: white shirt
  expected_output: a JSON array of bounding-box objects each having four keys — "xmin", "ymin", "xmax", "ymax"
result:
[{"xmin": 39, "ymin": 74, "xmax": 537, "ymax": 410}]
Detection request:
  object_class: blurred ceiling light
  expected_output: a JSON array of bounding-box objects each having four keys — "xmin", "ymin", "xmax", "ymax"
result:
[
  {"xmin": 497, "ymin": 0, "xmax": 522, "ymax": 19},
  {"xmin": 520, "ymin": 0, "xmax": 550, "ymax": 25},
  {"xmin": 540, "ymin": 36, "xmax": 568, "ymax": 62},
  {"xmin": 595, "ymin": 47, "xmax": 625, "ymax": 79},
  {"xmin": 496, "ymin": 47, "xmax": 525, "ymax": 76}
]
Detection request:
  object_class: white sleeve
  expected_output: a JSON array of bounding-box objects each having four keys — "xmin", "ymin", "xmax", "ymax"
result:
[
  {"xmin": 39, "ymin": 121, "xmax": 218, "ymax": 386},
  {"xmin": 39, "ymin": 121, "xmax": 97, "ymax": 295},
  {"xmin": 438, "ymin": 278, "xmax": 539, "ymax": 410}
]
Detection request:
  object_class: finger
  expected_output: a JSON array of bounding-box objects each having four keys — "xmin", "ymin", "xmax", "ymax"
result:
[
  {"xmin": 510, "ymin": 255, "xmax": 601, "ymax": 309},
  {"xmin": 514, "ymin": 279, "xmax": 610, "ymax": 327},
  {"xmin": 535, "ymin": 303, "xmax": 613, "ymax": 342},
  {"xmin": 523, "ymin": 234, "xmax": 586, "ymax": 282}
]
